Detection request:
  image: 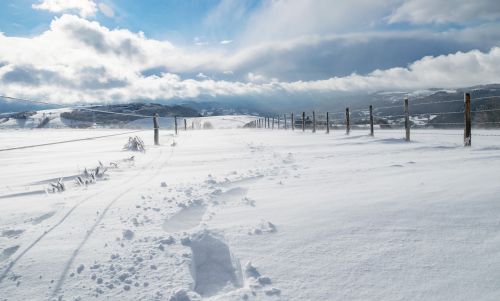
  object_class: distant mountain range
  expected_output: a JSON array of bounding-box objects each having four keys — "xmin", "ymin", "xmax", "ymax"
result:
[{"xmin": 1, "ymin": 84, "xmax": 500, "ymax": 128}]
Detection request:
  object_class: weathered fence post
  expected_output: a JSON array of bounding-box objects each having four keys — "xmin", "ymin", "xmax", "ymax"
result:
[
  {"xmin": 464, "ymin": 92, "xmax": 471, "ymax": 146},
  {"xmin": 192, "ymin": 121, "xmax": 194, "ymax": 130},
  {"xmin": 272, "ymin": 117, "xmax": 275, "ymax": 129},
  {"xmin": 326, "ymin": 112, "xmax": 330, "ymax": 134},
  {"xmin": 174, "ymin": 116, "xmax": 178, "ymax": 135},
  {"xmin": 345, "ymin": 108, "xmax": 350, "ymax": 135},
  {"xmin": 404, "ymin": 98, "xmax": 410, "ymax": 142},
  {"xmin": 284, "ymin": 114, "xmax": 287, "ymax": 130},
  {"xmin": 153, "ymin": 113, "xmax": 159, "ymax": 145},
  {"xmin": 312, "ymin": 111, "xmax": 316, "ymax": 133},
  {"xmin": 184, "ymin": 119, "xmax": 187, "ymax": 131},
  {"xmin": 278, "ymin": 115, "xmax": 280, "ymax": 129},
  {"xmin": 369, "ymin": 105, "xmax": 374, "ymax": 136},
  {"xmin": 291, "ymin": 113, "xmax": 295, "ymax": 131},
  {"xmin": 302, "ymin": 112, "xmax": 306, "ymax": 132}
]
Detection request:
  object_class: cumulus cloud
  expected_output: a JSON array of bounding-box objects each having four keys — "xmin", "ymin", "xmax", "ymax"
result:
[
  {"xmin": 32, "ymin": 0, "xmax": 98, "ymax": 18},
  {"xmin": 388, "ymin": 0, "xmax": 500, "ymax": 24},
  {"xmin": 240, "ymin": 0, "xmax": 397, "ymax": 43},
  {"xmin": 98, "ymin": 2, "xmax": 114, "ymax": 18},
  {"xmin": 1, "ymin": 14, "xmax": 500, "ymax": 105}
]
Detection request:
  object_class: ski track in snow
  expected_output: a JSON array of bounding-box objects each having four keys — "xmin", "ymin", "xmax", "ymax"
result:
[
  {"xmin": 51, "ymin": 139, "xmax": 176, "ymax": 297},
  {"xmin": 0, "ymin": 136, "xmax": 170, "ymax": 285}
]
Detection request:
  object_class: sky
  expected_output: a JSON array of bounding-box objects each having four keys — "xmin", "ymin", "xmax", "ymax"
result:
[{"xmin": 1, "ymin": 0, "xmax": 500, "ymax": 105}]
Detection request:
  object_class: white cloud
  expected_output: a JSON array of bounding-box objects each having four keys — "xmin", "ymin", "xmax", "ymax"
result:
[
  {"xmin": 388, "ymin": 0, "xmax": 500, "ymax": 24},
  {"xmin": 98, "ymin": 2, "xmax": 114, "ymax": 18},
  {"xmin": 1, "ymin": 14, "xmax": 500, "ymax": 105},
  {"xmin": 247, "ymin": 72, "xmax": 266, "ymax": 83},
  {"xmin": 240, "ymin": 0, "xmax": 397, "ymax": 44},
  {"xmin": 32, "ymin": 0, "xmax": 98, "ymax": 18},
  {"xmin": 196, "ymin": 72, "xmax": 210, "ymax": 80},
  {"xmin": 220, "ymin": 40, "xmax": 233, "ymax": 45}
]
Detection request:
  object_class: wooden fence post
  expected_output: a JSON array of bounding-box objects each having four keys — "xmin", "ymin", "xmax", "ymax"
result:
[
  {"xmin": 192, "ymin": 121, "xmax": 194, "ymax": 130},
  {"xmin": 278, "ymin": 115, "xmax": 280, "ymax": 129},
  {"xmin": 174, "ymin": 116, "xmax": 178, "ymax": 135},
  {"xmin": 284, "ymin": 114, "xmax": 287, "ymax": 129},
  {"xmin": 369, "ymin": 105, "xmax": 374, "ymax": 136},
  {"xmin": 272, "ymin": 117, "xmax": 275, "ymax": 129},
  {"xmin": 312, "ymin": 111, "xmax": 316, "ymax": 133},
  {"xmin": 404, "ymin": 98, "xmax": 410, "ymax": 142},
  {"xmin": 302, "ymin": 112, "xmax": 306, "ymax": 132},
  {"xmin": 326, "ymin": 112, "xmax": 330, "ymax": 134},
  {"xmin": 268, "ymin": 117, "xmax": 270, "ymax": 128},
  {"xmin": 184, "ymin": 119, "xmax": 187, "ymax": 131},
  {"xmin": 464, "ymin": 92, "xmax": 471, "ymax": 146},
  {"xmin": 153, "ymin": 113, "xmax": 159, "ymax": 145},
  {"xmin": 345, "ymin": 108, "xmax": 350, "ymax": 135},
  {"xmin": 291, "ymin": 113, "xmax": 295, "ymax": 131}
]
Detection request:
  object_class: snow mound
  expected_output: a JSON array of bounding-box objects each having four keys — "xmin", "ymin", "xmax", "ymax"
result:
[{"xmin": 187, "ymin": 231, "xmax": 243, "ymax": 297}]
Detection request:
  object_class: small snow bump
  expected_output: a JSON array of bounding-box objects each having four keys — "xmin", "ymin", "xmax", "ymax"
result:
[{"xmin": 123, "ymin": 229, "xmax": 134, "ymax": 240}]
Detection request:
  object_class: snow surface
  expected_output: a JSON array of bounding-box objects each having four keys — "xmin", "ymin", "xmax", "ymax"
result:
[{"xmin": 1, "ymin": 125, "xmax": 500, "ymax": 301}]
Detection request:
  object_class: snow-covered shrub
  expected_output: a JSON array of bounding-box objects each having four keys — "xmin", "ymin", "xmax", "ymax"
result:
[
  {"xmin": 49, "ymin": 178, "xmax": 65, "ymax": 193},
  {"xmin": 124, "ymin": 136, "xmax": 145, "ymax": 152},
  {"xmin": 75, "ymin": 161, "xmax": 109, "ymax": 186}
]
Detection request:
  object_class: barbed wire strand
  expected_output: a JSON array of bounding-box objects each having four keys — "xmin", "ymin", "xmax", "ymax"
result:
[{"xmin": 0, "ymin": 129, "xmax": 156, "ymax": 152}]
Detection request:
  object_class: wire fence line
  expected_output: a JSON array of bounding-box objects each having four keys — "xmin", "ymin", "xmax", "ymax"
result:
[
  {"xmin": 3, "ymin": 93, "xmax": 500, "ymax": 149},
  {"xmin": 247, "ymin": 93, "xmax": 500, "ymax": 144},
  {"xmin": 0, "ymin": 129, "xmax": 150, "ymax": 152}
]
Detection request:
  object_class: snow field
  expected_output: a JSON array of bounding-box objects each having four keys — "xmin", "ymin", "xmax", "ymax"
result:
[{"xmin": 1, "ymin": 127, "xmax": 500, "ymax": 300}]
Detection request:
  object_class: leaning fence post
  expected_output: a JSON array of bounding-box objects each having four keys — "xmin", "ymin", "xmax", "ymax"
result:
[
  {"xmin": 174, "ymin": 116, "xmax": 178, "ymax": 135},
  {"xmin": 312, "ymin": 111, "xmax": 316, "ymax": 133},
  {"xmin": 291, "ymin": 113, "xmax": 295, "ymax": 131},
  {"xmin": 464, "ymin": 92, "xmax": 471, "ymax": 146},
  {"xmin": 404, "ymin": 98, "xmax": 410, "ymax": 142},
  {"xmin": 153, "ymin": 113, "xmax": 159, "ymax": 145},
  {"xmin": 345, "ymin": 108, "xmax": 350, "ymax": 135},
  {"xmin": 302, "ymin": 112, "xmax": 306, "ymax": 132},
  {"xmin": 369, "ymin": 105, "xmax": 374, "ymax": 136},
  {"xmin": 326, "ymin": 112, "xmax": 330, "ymax": 134}
]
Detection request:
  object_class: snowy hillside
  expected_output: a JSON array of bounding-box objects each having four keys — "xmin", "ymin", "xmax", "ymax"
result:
[
  {"xmin": 1, "ymin": 128, "xmax": 500, "ymax": 300},
  {"xmin": 0, "ymin": 109, "xmax": 256, "ymax": 130}
]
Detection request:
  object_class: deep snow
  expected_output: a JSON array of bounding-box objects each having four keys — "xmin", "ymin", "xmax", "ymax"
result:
[{"xmin": 1, "ymin": 126, "xmax": 500, "ymax": 300}]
